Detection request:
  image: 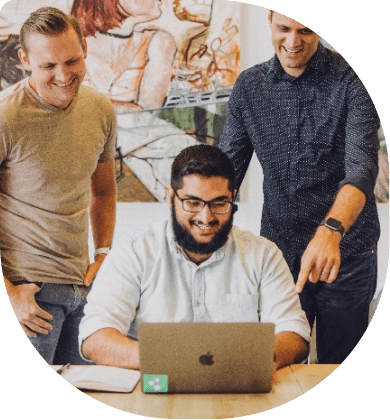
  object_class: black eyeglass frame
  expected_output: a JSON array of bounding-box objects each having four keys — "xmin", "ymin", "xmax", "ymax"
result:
[{"xmin": 173, "ymin": 190, "xmax": 235, "ymax": 215}]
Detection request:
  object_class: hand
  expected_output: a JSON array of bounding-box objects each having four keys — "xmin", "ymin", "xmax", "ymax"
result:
[
  {"xmin": 7, "ymin": 283, "xmax": 53, "ymax": 337},
  {"xmin": 295, "ymin": 226, "xmax": 341, "ymax": 293},
  {"xmin": 83, "ymin": 254, "xmax": 106, "ymax": 287}
]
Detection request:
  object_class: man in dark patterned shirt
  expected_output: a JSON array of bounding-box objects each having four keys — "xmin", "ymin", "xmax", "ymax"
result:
[{"xmin": 220, "ymin": 11, "xmax": 380, "ymax": 364}]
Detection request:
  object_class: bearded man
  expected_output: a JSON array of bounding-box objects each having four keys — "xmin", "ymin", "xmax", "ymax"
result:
[{"xmin": 78, "ymin": 145, "xmax": 310, "ymax": 372}]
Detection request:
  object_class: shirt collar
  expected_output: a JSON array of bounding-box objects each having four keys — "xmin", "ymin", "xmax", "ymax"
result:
[
  {"xmin": 306, "ymin": 42, "xmax": 327, "ymax": 74},
  {"xmin": 267, "ymin": 42, "xmax": 327, "ymax": 82}
]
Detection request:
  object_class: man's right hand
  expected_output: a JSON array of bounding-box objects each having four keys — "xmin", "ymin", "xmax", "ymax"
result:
[{"xmin": 6, "ymin": 282, "xmax": 53, "ymax": 337}]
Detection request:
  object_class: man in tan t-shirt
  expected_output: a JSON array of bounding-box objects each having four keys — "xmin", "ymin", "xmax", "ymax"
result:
[{"xmin": 0, "ymin": 7, "xmax": 117, "ymax": 364}]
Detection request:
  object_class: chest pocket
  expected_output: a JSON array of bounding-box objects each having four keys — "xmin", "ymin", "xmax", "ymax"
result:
[{"xmin": 212, "ymin": 293, "xmax": 259, "ymax": 322}]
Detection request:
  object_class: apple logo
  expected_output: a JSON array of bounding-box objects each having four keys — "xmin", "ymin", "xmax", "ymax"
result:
[{"xmin": 199, "ymin": 352, "xmax": 214, "ymax": 366}]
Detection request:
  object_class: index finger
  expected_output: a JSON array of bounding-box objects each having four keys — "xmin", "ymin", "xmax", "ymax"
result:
[{"xmin": 295, "ymin": 265, "xmax": 311, "ymax": 294}]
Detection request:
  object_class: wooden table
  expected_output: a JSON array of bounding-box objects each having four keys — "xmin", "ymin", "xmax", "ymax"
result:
[{"xmin": 84, "ymin": 364, "xmax": 339, "ymax": 418}]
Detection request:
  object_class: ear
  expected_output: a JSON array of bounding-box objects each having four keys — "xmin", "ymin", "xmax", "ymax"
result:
[
  {"xmin": 268, "ymin": 10, "xmax": 273, "ymax": 25},
  {"xmin": 82, "ymin": 38, "xmax": 87, "ymax": 58},
  {"xmin": 167, "ymin": 186, "xmax": 175, "ymax": 208},
  {"xmin": 18, "ymin": 48, "xmax": 31, "ymax": 71}
]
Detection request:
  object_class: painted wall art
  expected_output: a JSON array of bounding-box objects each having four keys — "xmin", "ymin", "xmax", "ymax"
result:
[{"xmin": 0, "ymin": 0, "xmax": 241, "ymax": 201}]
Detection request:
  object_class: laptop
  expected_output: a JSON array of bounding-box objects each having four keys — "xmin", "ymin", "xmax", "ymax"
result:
[{"xmin": 139, "ymin": 322, "xmax": 275, "ymax": 394}]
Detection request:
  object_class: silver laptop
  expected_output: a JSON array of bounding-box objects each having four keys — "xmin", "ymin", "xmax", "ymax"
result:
[{"xmin": 139, "ymin": 322, "xmax": 275, "ymax": 394}]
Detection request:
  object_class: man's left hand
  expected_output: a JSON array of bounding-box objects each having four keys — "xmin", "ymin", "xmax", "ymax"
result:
[
  {"xmin": 295, "ymin": 226, "xmax": 341, "ymax": 293},
  {"xmin": 83, "ymin": 254, "xmax": 107, "ymax": 287}
]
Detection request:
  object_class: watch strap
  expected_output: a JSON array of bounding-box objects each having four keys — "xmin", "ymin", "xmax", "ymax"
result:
[{"xmin": 94, "ymin": 247, "xmax": 110, "ymax": 259}]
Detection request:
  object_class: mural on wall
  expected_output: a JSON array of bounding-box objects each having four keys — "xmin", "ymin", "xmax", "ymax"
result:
[{"xmin": 0, "ymin": 0, "xmax": 240, "ymax": 202}]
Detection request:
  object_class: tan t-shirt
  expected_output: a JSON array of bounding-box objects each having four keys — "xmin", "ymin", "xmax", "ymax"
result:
[{"xmin": 0, "ymin": 78, "xmax": 116, "ymax": 285}]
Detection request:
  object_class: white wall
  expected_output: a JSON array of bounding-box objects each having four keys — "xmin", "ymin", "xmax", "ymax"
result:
[{"xmin": 238, "ymin": 4, "xmax": 270, "ymax": 220}]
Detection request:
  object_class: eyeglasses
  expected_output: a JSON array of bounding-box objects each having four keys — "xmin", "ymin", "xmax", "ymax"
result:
[{"xmin": 174, "ymin": 190, "xmax": 233, "ymax": 215}]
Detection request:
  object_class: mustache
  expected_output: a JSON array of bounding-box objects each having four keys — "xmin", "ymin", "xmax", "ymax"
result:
[{"xmin": 190, "ymin": 220, "xmax": 219, "ymax": 227}]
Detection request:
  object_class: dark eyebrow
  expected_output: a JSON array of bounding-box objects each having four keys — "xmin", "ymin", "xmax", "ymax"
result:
[
  {"xmin": 183, "ymin": 194, "xmax": 231, "ymax": 201},
  {"xmin": 299, "ymin": 27, "xmax": 313, "ymax": 33}
]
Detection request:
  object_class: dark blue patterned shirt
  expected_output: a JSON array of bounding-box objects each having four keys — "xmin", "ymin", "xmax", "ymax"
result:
[{"xmin": 220, "ymin": 43, "xmax": 380, "ymax": 269}]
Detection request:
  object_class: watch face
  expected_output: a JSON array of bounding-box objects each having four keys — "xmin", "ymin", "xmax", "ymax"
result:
[{"xmin": 326, "ymin": 218, "xmax": 342, "ymax": 230}]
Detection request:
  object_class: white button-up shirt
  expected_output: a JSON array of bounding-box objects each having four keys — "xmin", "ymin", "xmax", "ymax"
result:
[{"xmin": 79, "ymin": 220, "xmax": 310, "ymax": 353}]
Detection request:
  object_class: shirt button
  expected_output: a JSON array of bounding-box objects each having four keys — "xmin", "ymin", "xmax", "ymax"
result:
[{"xmin": 195, "ymin": 301, "xmax": 201, "ymax": 307}]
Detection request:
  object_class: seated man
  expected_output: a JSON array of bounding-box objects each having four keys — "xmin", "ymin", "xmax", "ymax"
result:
[{"xmin": 79, "ymin": 145, "xmax": 310, "ymax": 371}]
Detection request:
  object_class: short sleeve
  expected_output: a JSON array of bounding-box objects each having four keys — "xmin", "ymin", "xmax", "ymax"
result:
[{"xmin": 98, "ymin": 99, "xmax": 117, "ymax": 163}]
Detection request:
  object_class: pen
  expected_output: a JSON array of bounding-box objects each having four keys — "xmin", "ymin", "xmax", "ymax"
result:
[{"xmin": 56, "ymin": 363, "xmax": 71, "ymax": 375}]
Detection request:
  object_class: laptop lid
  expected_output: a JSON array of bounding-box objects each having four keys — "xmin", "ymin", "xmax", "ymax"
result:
[{"xmin": 139, "ymin": 322, "xmax": 275, "ymax": 394}]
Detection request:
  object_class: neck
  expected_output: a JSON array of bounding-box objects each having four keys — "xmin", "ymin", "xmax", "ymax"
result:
[
  {"xmin": 28, "ymin": 77, "xmax": 72, "ymax": 109},
  {"xmin": 281, "ymin": 64, "xmax": 306, "ymax": 78},
  {"xmin": 184, "ymin": 249, "xmax": 212, "ymax": 265},
  {"xmin": 103, "ymin": 17, "xmax": 137, "ymax": 37}
]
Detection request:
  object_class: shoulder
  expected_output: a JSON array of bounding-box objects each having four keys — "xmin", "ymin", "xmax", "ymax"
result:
[
  {"xmin": 0, "ymin": 79, "xmax": 27, "ymax": 110},
  {"xmin": 0, "ymin": 79, "xmax": 30, "ymax": 128},
  {"xmin": 322, "ymin": 46, "xmax": 350, "ymax": 69},
  {"xmin": 78, "ymin": 85, "xmax": 113, "ymax": 107},
  {"xmin": 230, "ymin": 61, "xmax": 271, "ymax": 103},
  {"xmin": 234, "ymin": 62, "xmax": 269, "ymax": 88},
  {"xmin": 148, "ymin": 29, "xmax": 176, "ymax": 54},
  {"xmin": 113, "ymin": 220, "xmax": 168, "ymax": 254},
  {"xmin": 231, "ymin": 226, "xmax": 280, "ymax": 256},
  {"xmin": 78, "ymin": 85, "xmax": 116, "ymax": 117},
  {"xmin": 241, "ymin": 60, "xmax": 272, "ymax": 80},
  {"xmin": 320, "ymin": 46, "xmax": 356, "ymax": 81},
  {"xmin": 229, "ymin": 227, "xmax": 288, "ymax": 276}
]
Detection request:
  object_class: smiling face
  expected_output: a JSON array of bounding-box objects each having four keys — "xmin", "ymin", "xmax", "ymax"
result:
[
  {"xmin": 18, "ymin": 26, "xmax": 87, "ymax": 109},
  {"xmin": 167, "ymin": 174, "xmax": 235, "ymax": 264},
  {"xmin": 269, "ymin": 11, "xmax": 320, "ymax": 78}
]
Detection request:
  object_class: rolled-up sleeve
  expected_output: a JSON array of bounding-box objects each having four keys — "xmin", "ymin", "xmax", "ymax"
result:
[
  {"xmin": 338, "ymin": 73, "xmax": 380, "ymax": 199},
  {"xmin": 258, "ymin": 242, "xmax": 311, "ymax": 343},
  {"xmin": 78, "ymin": 236, "xmax": 142, "ymax": 359}
]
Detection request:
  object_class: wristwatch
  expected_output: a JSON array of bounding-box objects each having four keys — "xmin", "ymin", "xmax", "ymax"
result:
[
  {"xmin": 319, "ymin": 217, "xmax": 345, "ymax": 238},
  {"xmin": 94, "ymin": 247, "xmax": 110, "ymax": 259}
]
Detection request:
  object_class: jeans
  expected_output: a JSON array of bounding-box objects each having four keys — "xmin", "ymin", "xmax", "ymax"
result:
[
  {"xmin": 292, "ymin": 247, "xmax": 377, "ymax": 364},
  {"xmin": 27, "ymin": 283, "xmax": 92, "ymax": 365}
]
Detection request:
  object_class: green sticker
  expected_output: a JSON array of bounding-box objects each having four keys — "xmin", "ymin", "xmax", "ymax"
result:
[{"xmin": 143, "ymin": 374, "xmax": 169, "ymax": 393}]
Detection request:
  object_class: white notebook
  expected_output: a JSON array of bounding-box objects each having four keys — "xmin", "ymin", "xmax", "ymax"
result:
[{"xmin": 54, "ymin": 365, "xmax": 140, "ymax": 393}]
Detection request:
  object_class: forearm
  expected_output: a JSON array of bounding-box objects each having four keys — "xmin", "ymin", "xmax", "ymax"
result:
[
  {"xmin": 82, "ymin": 328, "xmax": 140, "ymax": 369},
  {"xmin": 274, "ymin": 332, "xmax": 309, "ymax": 371},
  {"xmin": 324, "ymin": 184, "xmax": 366, "ymax": 232},
  {"xmin": 90, "ymin": 187, "xmax": 116, "ymax": 249}
]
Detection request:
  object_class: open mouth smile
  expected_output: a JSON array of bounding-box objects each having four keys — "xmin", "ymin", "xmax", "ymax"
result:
[
  {"xmin": 191, "ymin": 221, "xmax": 218, "ymax": 234},
  {"xmin": 283, "ymin": 47, "xmax": 303, "ymax": 54},
  {"xmin": 53, "ymin": 78, "xmax": 76, "ymax": 89}
]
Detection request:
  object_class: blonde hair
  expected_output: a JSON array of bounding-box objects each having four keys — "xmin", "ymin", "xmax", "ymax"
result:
[{"xmin": 20, "ymin": 7, "xmax": 84, "ymax": 54}]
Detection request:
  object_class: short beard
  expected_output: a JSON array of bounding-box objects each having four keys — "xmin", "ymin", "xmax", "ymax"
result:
[{"xmin": 171, "ymin": 200, "xmax": 233, "ymax": 256}]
